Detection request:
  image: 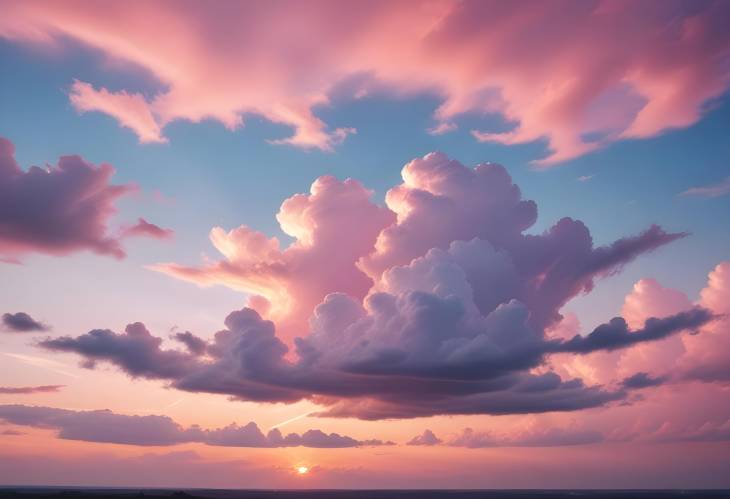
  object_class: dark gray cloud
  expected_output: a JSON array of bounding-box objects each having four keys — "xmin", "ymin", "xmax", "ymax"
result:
[
  {"xmin": 2, "ymin": 312, "xmax": 49, "ymax": 332},
  {"xmin": 0, "ymin": 404, "xmax": 383, "ymax": 448},
  {"xmin": 0, "ymin": 385, "xmax": 63, "ymax": 394},
  {"xmin": 549, "ymin": 308, "xmax": 713, "ymax": 354},
  {"xmin": 621, "ymin": 372, "xmax": 668, "ymax": 389},
  {"xmin": 40, "ymin": 322, "xmax": 199, "ymax": 379},
  {"xmin": 172, "ymin": 331, "xmax": 208, "ymax": 356}
]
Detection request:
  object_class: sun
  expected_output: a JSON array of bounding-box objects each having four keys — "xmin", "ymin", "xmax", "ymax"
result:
[{"xmin": 296, "ymin": 466, "xmax": 309, "ymax": 475}]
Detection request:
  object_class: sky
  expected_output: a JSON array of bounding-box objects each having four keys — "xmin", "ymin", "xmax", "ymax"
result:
[{"xmin": 1, "ymin": 0, "xmax": 730, "ymax": 489}]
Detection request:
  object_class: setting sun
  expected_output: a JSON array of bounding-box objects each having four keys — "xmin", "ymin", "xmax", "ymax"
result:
[{"xmin": 297, "ymin": 466, "xmax": 309, "ymax": 475}]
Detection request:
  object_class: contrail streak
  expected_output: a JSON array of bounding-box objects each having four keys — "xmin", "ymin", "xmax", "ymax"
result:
[
  {"xmin": 268, "ymin": 410, "xmax": 316, "ymax": 431},
  {"xmin": 4, "ymin": 353, "xmax": 80, "ymax": 379}
]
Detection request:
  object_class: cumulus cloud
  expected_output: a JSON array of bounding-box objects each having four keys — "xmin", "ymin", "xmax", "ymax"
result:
[
  {"xmin": 37, "ymin": 153, "xmax": 711, "ymax": 420},
  {"xmin": 617, "ymin": 262, "xmax": 730, "ymax": 385},
  {"xmin": 2, "ymin": 312, "xmax": 49, "ymax": 332},
  {"xmin": 0, "ymin": 385, "xmax": 63, "ymax": 394},
  {"xmin": 154, "ymin": 175, "xmax": 395, "ymax": 341},
  {"xmin": 40, "ymin": 322, "xmax": 199, "ymax": 379},
  {"xmin": 407, "ymin": 429, "xmax": 442, "ymax": 446},
  {"xmin": 550, "ymin": 262, "xmax": 730, "ymax": 394},
  {"xmin": 0, "ymin": 404, "xmax": 383, "ymax": 448},
  {"xmin": 0, "ymin": 137, "xmax": 170, "ymax": 261},
  {"xmin": 679, "ymin": 262, "xmax": 730, "ymax": 383},
  {"xmin": 2, "ymin": 1, "xmax": 729, "ymax": 162}
]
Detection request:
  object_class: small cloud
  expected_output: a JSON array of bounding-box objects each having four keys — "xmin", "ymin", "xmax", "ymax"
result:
[
  {"xmin": 620, "ymin": 372, "xmax": 668, "ymax": 389},
  {"xmin": 122, "ymin": 218, "xmax": 174, "ymax": 240},
  {"xmin": 577, "ymin": 174, "xmax": 595, "ymax": 182},
  {"xmin": 2, "ymin": 312, "xmax": 50, "ymax": 333},
  {"xmin": 427, "ymin": 122, "xmax": 457, "ymax": 135},
  {"xmin": 69, "ymin": 80, "xmax": 166, "ymax": 144},
  {"xmin": 680, "ymin": 176, "xmax": 730, "ymax": 198},
  {"xmin": 407, "ymin": 429, "xmax": 442, "ymax": 446}
]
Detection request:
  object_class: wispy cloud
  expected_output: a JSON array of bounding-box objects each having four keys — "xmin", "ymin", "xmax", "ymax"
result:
[
  {"xmin": 5, "ymin": 1, "xmax": 730, "ymax": 163},
  {"xmin": 680, "ymin": 176, "xmax": 730, "ymax": 198},
  {"xmin": 0, "ymin": 385, "xmax": 63, "ymax": 394},
  {"xmin": 3, "ymin": 353, "xmax": 80, "ymax": 379},
  {"xmin": 269, "ymin": 411, "xmax": 317, "ymax": 431}
]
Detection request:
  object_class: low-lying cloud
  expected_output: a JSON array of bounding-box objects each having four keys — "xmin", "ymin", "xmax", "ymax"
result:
[{"xmin": 0, "ymin": 404, "xmax": 387, "ymax": 448}]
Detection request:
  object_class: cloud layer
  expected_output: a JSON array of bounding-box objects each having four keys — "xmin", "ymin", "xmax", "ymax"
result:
[
  {"xmin": 0, "ymin": 137, "xmax": 170, "ymax": 261},
  {"xmin": 39, "ymin": 153, "xmax": 714, "ymax": 419},
  {"xmin": 3, "ymin": 1, "xmax": 730, "ymax": 163},
  {"xmin": 417, "ymin": 426, "xmax": 605, "ymax": 448},
  {"xmin": 0, "ymin": 385, "xmax": 63, "ymax": 395},
  {"xmin": 0, "ymin": 404, "xmax": 386, "ymax": 448}
]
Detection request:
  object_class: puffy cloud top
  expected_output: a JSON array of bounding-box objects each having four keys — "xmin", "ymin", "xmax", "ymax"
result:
[{"xmin": 42, "ymin": 153, "xmax": 712, "ymax": 419}]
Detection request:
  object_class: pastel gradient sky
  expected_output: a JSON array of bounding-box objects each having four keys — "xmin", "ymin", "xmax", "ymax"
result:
[{"xmin": 1, "ymin": 0, "xmax": 730, "ymax": 489}]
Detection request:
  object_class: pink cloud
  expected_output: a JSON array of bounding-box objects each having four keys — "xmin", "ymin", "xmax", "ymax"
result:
[
  {"xmin": 122, "ymin": 218, "xmax": 174, "ymax": 240},
  {"xmin": 0, "ymin": 404, "xmax": 386, "ymax": 448},
  {"xmin": 153, "ymin": 175, "xmax": 395, "ymax": 341},
  {"xmin": 69, "ymin": 81, "xmax": 166, "ymax": 144},
  {"xmin": 549, "ymin": 262, "xmax": 730, "ymax": 389},
  {"xmin": 2, "ymin": 1, "xmax": 729, "ymax": 162}
]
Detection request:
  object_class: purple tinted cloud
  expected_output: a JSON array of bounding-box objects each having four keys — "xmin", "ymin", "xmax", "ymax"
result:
[
  {"xmin": 0, "ymin": 137, "xmax": 170, "ymax": 261},
  {"xmin": 2, "ymin": 312, "xmax": 49, "ymax": 332},
  {"xmin": 36, "ymin": 153, "xmax": 710, "ymax": 419},
  {"xmin": 549, "ymin": 309, "xmax": 713, "ymax": 354},
  {"xmin": 0, "ymin": 404, "xmax": 384, "ymax": 448},
  {"xmin": 172, "ymin": 331, "xmax": 208, "ymax": 356},
  {"xmin": 122, "ymin": 218, "xmax": 174, "ymax": 240},
  {"xmin": 621, "ymin": 372, "xmax": 669, "ymax": 389},
  {"xmin": 407, "ymin": 429, "xmax": 442, "ymax": 446}
]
